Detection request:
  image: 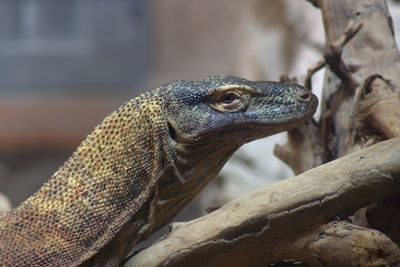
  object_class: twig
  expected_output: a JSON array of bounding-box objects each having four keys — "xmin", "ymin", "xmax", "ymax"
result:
[
  {"xmin": 279, "ymin": 75, "xmax": 298, "ymax": 84},
  {"xmin": 304, "ymin": 20, "xmax": 363, "ymax": 91}
]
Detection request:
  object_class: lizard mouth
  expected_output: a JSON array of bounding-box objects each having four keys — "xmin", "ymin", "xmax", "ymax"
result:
[
  {"xmin": 177, "ymin": 115, "xmax": 314, "ymax": 146},
  {"xmin": 169, "ymin": 92, "xmax": 318, "ymax": 146}
]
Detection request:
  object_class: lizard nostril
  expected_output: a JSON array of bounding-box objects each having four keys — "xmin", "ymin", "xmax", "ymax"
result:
[{"xmin": 297, "ymin": 90, "xmax": 311, "ymax": 102}]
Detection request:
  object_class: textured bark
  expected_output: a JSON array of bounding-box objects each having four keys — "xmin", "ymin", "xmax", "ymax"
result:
[
  {"xmin": 318, "ymin": 0, "xmax": 400, "ymax": 156},
  {"xmin": 295, "ymin": 221, "xmax": 400, "ymax": 266},
  {"xmin": 126, "ymin": 139, "xmax": 400, "ymax": 267}
]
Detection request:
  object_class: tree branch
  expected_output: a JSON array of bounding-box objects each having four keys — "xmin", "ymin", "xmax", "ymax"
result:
[
  {"xmin": 304, "ymin": 20, "xmax": 362, "ymax": 91},
  {"xmin": 125, "ymin": 139, "xmax": 400, "ymax": 267}
]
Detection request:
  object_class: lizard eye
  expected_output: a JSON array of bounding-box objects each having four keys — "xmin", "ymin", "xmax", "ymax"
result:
[
  {"xmin": 209, "ymin": 90, "xmax": 249, "ymax": 112},
  {"xmin": 216, "ymin": 91, "xmax": 243, "ymax": 111},
  {"xmin": 220, "ymin": 92, "xmax": 240, "ymax": 104}
]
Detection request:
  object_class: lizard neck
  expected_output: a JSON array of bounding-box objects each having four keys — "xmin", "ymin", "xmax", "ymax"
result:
[
  {"xmin": 151, "ymin": 139, "xmax": 239, "ymax": 231},
  {"xmin": 2, "ymin": 92, "xmax": 171, "ymax": 266}
]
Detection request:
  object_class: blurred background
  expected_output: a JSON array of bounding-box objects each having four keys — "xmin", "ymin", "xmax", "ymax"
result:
[{"xmin": 0, "ymin": 0, "xmax": 399, "ymax": 241}]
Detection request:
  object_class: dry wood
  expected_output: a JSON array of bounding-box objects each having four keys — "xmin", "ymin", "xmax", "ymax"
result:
[
  {"xmin": 282, "ymin": 220, "xmax": 400, "ymax": 266},
  {"xmin": 275, "ymin": 1, "xmax": 400, "ymax": 261},
  {"xmin": 125, "ymin": 139, "xmax": 400, "ymax": 267},
  {"xmin": 317, "ymin": 0, "xmax": 400, "ymax": 157}
]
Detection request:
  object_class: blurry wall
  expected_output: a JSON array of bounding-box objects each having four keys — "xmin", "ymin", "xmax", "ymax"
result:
[
  {"xmin": 0, "ymin": 0, "xmax": 149, "ymax": 94},
  {"xmin": 149, "ymin": 0, "xmax": 290, "ymax": 85},
  {"xmin": 0, "ymin": 0, "xmax": 152, "ymax": 205}
]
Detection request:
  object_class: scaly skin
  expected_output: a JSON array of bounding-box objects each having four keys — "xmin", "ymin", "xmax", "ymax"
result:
[{"xmin": 0, "ymin": 76, "xmax": 317, "ymax": 266}]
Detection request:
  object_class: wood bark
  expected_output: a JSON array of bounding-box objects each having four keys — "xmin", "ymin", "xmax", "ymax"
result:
[{"xmin": 124, "ymin": 0, "xmax": 400, "ymax": 266}]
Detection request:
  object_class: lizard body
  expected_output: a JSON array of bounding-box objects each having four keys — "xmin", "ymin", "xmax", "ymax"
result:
[{"xmin": 0, "ymin": 76, "xmax": 317, "ymax": 266}]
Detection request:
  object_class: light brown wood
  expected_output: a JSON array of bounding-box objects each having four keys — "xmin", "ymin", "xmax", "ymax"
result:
[{"xmin": 318, "ymin": 0, "xmax": 400, "ymax": 156}]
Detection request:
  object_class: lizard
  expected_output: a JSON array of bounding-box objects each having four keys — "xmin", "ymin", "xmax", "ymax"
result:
[{"xmin": 0, "ymin": 75, "xmax": 318, "ymax": 267}]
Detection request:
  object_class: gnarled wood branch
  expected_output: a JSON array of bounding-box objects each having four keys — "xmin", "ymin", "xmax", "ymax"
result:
[{"xmin": 125, "ymin": 138, "xmax": 400, "ymax": 267}]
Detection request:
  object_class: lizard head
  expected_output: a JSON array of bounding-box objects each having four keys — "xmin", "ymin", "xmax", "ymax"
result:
[
  {"xmin": 164, "ymin": 75, "xmax": 318, "ymax": 146},
  {"xmin": 154, "ymin": 76, "xmax": 318, "ymax": 216}
]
